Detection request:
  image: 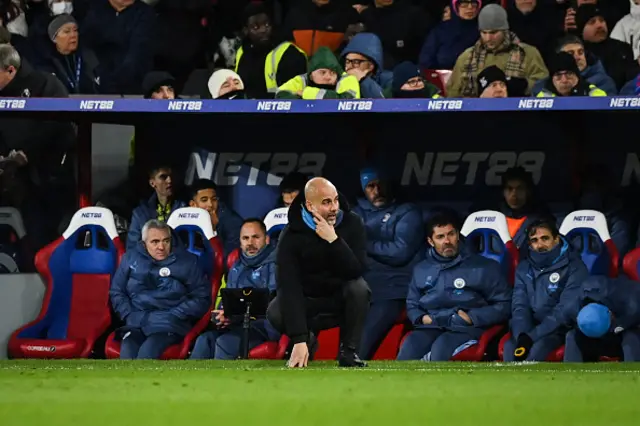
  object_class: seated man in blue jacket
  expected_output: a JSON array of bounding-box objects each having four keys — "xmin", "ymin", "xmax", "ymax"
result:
[
  {"xmin": 110, "ymin": 219, "xmax": 211, "ymax": 359},
  {"xmin": 397, "ymin": 211, "xmax": 512, "ymax": 361},
  {"xmin": 127, "ymin": 164, "xmax": 185, "ymax": 250},
  {"xmin": 340, "ymin": 32, "xmax": 392, "ymax": 98},
  {"xmin": 189, "ymin": 179, "xmax": 243, "ymax": 258},
  {"xmin": 190, "ymin": 219, "xmax": 279, "ymax": 359},
  {"xmin": 504, "ymin": 218, "xmax": 588, "ymax": 362},
  {"xmin": 353, "ymin": 168, "xmax": 424, "ymax": 359},
  {"xmin": 564, "ymin": 275, "xmax": 640, "ymax": 362}
]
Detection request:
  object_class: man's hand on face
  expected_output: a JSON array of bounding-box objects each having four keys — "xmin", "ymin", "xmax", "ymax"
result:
[{"xmin": 312, "ymin": 211, "xmax": 338, "ymax": 243}]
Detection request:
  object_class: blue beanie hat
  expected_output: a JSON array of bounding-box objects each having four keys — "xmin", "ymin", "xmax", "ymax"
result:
[
  {"xmin": 392, "ymin": 61, "xmax": 422, "ymax": 95},
  {"xmin": 360, "ymin": 168, "xmax": 379, "ymax": 191},
  {"xmin": 577, "ymin": 303, "xmax": 611, "ymax": 338}
]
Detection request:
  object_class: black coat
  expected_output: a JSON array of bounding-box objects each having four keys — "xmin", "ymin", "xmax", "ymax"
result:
[{"xmin": 276, "ymin": 192, "xmax": 366, "ymax": 343}]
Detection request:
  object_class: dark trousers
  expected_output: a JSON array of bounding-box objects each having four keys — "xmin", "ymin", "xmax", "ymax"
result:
[
  {"xmin": 267, "ymin": 277, "xmax": 371, "ymax": 351},
  {"xmin": 120, "ymin": 329, "xmax": 183, "ymax": 360},
  {"xmin": 564, "ymin": 329, "xmax": 640, "ymax": 362},
  {"xmin": 397, "ymin": 328, "xmax": 478, "ymax": 361},
  {"xmin": 359, "ymin": 299, "xmax": 406, "ymax": 360}
]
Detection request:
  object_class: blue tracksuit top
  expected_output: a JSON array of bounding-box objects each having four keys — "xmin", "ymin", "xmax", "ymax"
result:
[
  {"xmin": 406, "ymin": 247, "xmax": 512, "ymax": 337},
  {"xmin": 511, "ymin": 238, "xmax": 589, "ymax": 342},
  {"xmin": 110, "ymin": 243, "xmax": 211, "ymax": 336},
  {"xmin": 352, "ymin": 198, "xmax": 425, "ymax": 300}
]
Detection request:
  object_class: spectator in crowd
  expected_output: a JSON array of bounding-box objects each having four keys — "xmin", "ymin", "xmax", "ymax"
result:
[
  {"xmin": 142, "ymin": 71, "xmax": 177, "ymax": 100},
  {"xmin": 535, "ymin": 51, "xmax": 607, "ymax": 96},
  {"xmin": 419, "ymin": 0, "xmax": 480, "ymax": 71},
  {"xmin": 283, "ymin": 0, "xmax": 351, "ymax": 56},
  {"xmin": 235, "ymin": 2, "xmax": 307, "ymax": 99},
  {"xmin": 532, "ymin": 35, "xmax": 617, "ymax": 95},
  {"xmin": 150, "ymin": 0, "xmax": 211, "ymax": 94},
  {"xmin": 267, "ymin": 177, "xmax": 370, "ymax": 368},
  {"xmin": 337, "ymin": 5, "xmax": 367, "ymax": 52},
  {"xmin": 611, "ymin": 0, "xmax": 640, "ymax": 60},
  {"xmin": 503, "ymin": 218, "xmax": 588, "ymax": 362},
  {"xmin": 0, "ymin": 1, "xmax": 28, "ymax": 47},
  {"xmin": 110, "ymin": 219, "xmax": 211, "ymax": 360},
  {"xmin": 619, "ymin": 70, "xmax": 640, "ymax": 93},
  {"xmin": 353, "ymin": 168, "xmax": 424, "ymax": 360},
  {"xmin": 577, "ymin": 4, "xmax": 640, "ymax": 90},
  {"xmin": 0, "ymin": 43, "xmax": 75, "ymax": 250},
  {"xmin": 340, "ymin": 32, "xmax": 392, "ymax": 98},
  {"xmin": 398, "ymin": 211, "xmax": 512, "ymax": 361},
  {"xmin": 279, "ymin": 171, "xmax": 308, "ymax": 208},
  {"xmin": 476, "ymin": 64, "xmax": 528, "ymax": 97},
  {"xmin": 127, "ymin": 164, "xmax": 185, "ymax": 250},
  {"xmin": 446, "ymin": 4, "xmax": 548, "ymax": 97},
  {"xmin": 36, "ymin": 14, "xmax": 100, "ymax": 94},
  {"xmin": 188, "ymin": 179, "xmax": 243, "ymax": 258},
  {"xmin": 276, "ymin": 46, "xmax": 361, "ymax": 99},
  {"xmin": 564, "ymin": 275, "xmax": 640, "ymax": 362},
  {"xmin": 190, "ymin": 219, "xmax": 280, "ymax": 360},
  {"xmin": 357, "ymin": 0, "xmax": 433, "ymax": 69},
  {"xmin": 386, "ymin": 60, "xmax": 440, "ymax": 98},
  {"xmin": 25, "ymin": 0, "xmax": 83, "ymax": 65},
  {"xmin": 207, "ymin": 68, "xmax": 246, "ymax": 99},
  {"xmin": 81, "ymin": 0, "xmax": 155, "ymax": 94},
  {"xmin": 506, "ymin": 0, "xmax": 563, "ymax": 64},
  {"xmin": 564, "ymin": 0, "xmax": 629, "ymax": 37},
  {"xmin": 574, "ymin": 164, "xmax": 632, "ymax": 260}
]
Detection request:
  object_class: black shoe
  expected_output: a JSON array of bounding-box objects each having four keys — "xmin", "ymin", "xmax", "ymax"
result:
[{"xmin": 338, "ymin": 347, "xmax": 367, "ymax": 368}]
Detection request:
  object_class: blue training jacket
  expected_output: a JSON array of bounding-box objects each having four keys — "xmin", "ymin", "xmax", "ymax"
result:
[
  {"xmin": 352, "ymin": 198, "xmax": 424, "ymax": 300},
  {"xmin": 110, "ymin": 243, "xmax": 211, "ymax": 336},
  {"xmin": 572, "ymin": 275, "xmax": 640, "ymax": 333},
  {"xmin": 224, "ymin": 245, "xmax": 277, "ymax": 297},
  {"xmin": 511, "ymin": 238, "xmax": 589, "ymax": 342},
  {"xmin": 406, "ymin": 247, "xmax": 512, "ymax": 338},
  {"xmin": 126, "ymin": 194, "xmax": 185, "ymax": 250}
]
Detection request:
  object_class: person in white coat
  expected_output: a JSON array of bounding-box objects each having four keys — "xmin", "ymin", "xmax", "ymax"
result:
[{"xmin": 611, "ymin": 0, "xmax": 640, "ymax": 60}]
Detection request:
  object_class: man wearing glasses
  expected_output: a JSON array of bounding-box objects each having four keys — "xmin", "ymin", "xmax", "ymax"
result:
[
  {"xmin": 387, "ymin": 61, "xmax": 441, "ymax": 98},
  {"xmin": 340, "ymin": 32, "xmax": 392, "ymax": 98},
  {"xmin": 189, "ymin": 179, "xmax": 243, "ymax": 258}
]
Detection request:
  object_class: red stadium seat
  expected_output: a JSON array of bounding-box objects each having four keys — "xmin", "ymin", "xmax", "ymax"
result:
[
  {"xmin": 224, "ymin": 248, "xmax": 290, "ymax": 359},
  {"xmin": 421, "ymin": 69, "xmax": 450, "ymax": 96},
  {"xmin": 105, "ymin": 207, "xmax": 224, "ymax": 359},
  {"xmin": 372, "ymin": 310, "xmax": 410, "ymax": 360},
  {"xmin": 559, "ymin": 210, "xmax": 619, "ymax": 277},
  {"xmin": 8, "ymin": 207, "xmax": 124, "ymax": 359},
  {"xmin": 623, "ymin": 248, "xmax": 640, "ymax": 281}
]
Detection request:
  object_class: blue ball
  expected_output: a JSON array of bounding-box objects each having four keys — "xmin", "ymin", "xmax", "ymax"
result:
[{"xmin": 577, "ymin": 303, "xmax": 611, "ymax": 338}]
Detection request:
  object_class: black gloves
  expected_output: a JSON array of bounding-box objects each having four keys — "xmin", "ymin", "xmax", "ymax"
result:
[{"xmin": 513, "ymin": 333, "xmax": 533, "ymax": 361}]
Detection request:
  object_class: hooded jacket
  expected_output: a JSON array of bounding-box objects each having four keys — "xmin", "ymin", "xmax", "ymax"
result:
[
  {"xmin": 340, "ymin": 32, "xmax": 393, "ymax": 98},
  {"xmin": 511, "ymin": 238, "xmax": 589, "ymax": 342},
  {"xmin": 532, "ymin": 53, "xmax": 617, "ymax": 95},
  {"xmin": 110, "ymin": 242, "xmax": 211, "ymax": 336},
  {"xmin": 276, "ymin": 192, "xmax": 367, "ymax": 344},
  {"xmin": 406, "ymin": 246, "xmax": 512, "ymax": 339},
  {"xmin": 276, "ymin": 46, "xmax": 360, "ymax": 99},
  {"xmin": 352, "ymin": 198, "xmax": 424, "ymax": 300}
]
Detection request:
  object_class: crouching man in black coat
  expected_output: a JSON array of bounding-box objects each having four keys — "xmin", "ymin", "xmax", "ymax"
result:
[{"xmin": 267, "ymin": 177, "xmax": 371, "ymax": 368}]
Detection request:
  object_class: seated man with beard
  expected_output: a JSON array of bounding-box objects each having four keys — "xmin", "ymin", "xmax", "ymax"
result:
[
  {"xmin": 387, "ymin": 61, "xmax": 440, "ymax": 98},
  {"xmin": 276, "ymin": 46, "xmax": 361, "ymax": 99},
  {"xmin": 504, "ymin": 218, "xmax": 588, "ymax": 362},
  {"xmin": 535, "ymin": 52, "xmax": 606, "ymax": 97}
]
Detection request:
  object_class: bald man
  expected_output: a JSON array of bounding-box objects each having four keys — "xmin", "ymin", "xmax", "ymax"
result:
[{"xmin": 267, "ymin": 177, "xmax": 370, "ymax": 368}]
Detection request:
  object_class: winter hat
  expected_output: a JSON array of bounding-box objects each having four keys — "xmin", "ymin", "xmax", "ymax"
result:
[
  {"xmin": 391, "ymin": 61, "xmax": 422, "ymax": 94},
  {"xmin": 477, "ymin": 65, "xmax": 507, "ymax": 95},
  {"xmin": 576, "ymin": 5, "xmax": 605, "ymax": 37},
  {"xmin": 478, "ymin": 4, "xmax": 509, "ymax": 31},
  {"xmin": 207, "ymin": 69, "xmax": 244, "ymax": 99},
  {"xmin": 549, "ymin": 51, "xmax": 580, "ymax": 77},
  {"xmin": 243, "ymin": 1, "xmax": 271, "ymax": 26},
  {"xmin": 142, "ymin": 71, "xmax": 175, "ymax": 99},
  {"xmin": 47, "ymin": 13, "xmax": 76, "ymax": 42},
  {"xmin": 577, "ymin": 303, "xmax": 611, "ymax": 338},
  {"xmin": 308, "ymin": 46, "xmax": 343, "ymax": 76},
  {"xmin": 360, "ymin": 168, "xmax": 380, "ymax": 191},
  {"xmin": 555, "ymin": 34, "xmax": 584, "ymax": 53}
]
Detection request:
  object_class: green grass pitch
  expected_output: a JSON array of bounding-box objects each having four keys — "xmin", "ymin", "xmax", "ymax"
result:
[{"xmin": 1, "ymin": 361, "xmax": 639, "ymax": 426}]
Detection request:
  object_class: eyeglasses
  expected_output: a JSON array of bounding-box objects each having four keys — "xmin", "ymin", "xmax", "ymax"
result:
[
  {"xmin": 405, "ymin": 78, "xmax": 424, "ymax": 87},
  {"xmin": 345, "ymin": 58, "xmax": 370, "ymax": 67}
]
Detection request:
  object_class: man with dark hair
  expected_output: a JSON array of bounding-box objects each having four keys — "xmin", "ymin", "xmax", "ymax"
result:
[
  {"xmin": 504, "ymin": 217, "xmax": 588, "ymax": 362},
  {"xmin": 397, "ymin": 211, "xmax": 511, "ymax": 361},
  {"xmin": 188, "ymin": 178, "xmax": 243, "ymax": 258},
  {"xmin": 267, "ymin": 177, "xmax": 371, "ymax": 368},
  {"xmin": 127, "ymin": 164, "xmax": 185, "ymax": 250},
  {"xmin": 190, "ymin": 218, "xmax": 279, "ymax": 360},
  {"xmin": 234, "ymin": 2, "xmax": 307, "ymax": 99},
  {"xmin": 279, "ymin": 171, "xmax": 308, "ymax": 207}
]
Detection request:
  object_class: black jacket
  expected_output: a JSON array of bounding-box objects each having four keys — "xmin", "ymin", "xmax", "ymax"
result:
[{"xmin": 276, "ymin": 192, "xmax": 366, "ymax": 344}]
